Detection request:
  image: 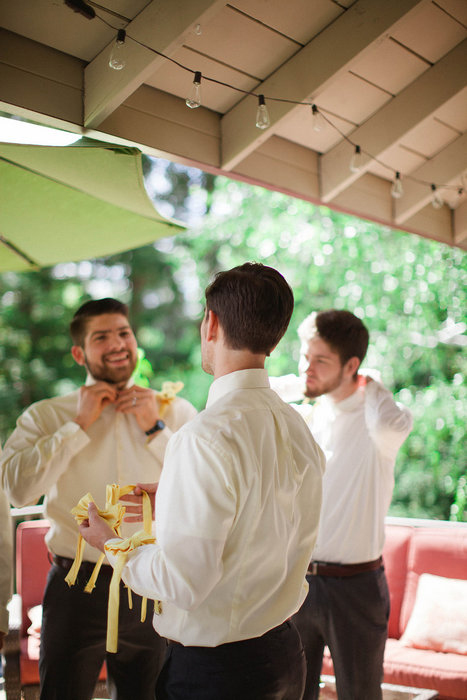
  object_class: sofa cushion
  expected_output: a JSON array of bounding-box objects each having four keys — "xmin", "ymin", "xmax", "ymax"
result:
[
  {"xmin": 384, "ymin": 637, "xmax": 467, "ymax": 700},
  {"xmin": 382, "ymin": 525, "xmax": 413, "ymax": 639},
  {"xmin": 400, "ymin": 528, "xmax": 467, "ymax": 634},
  {"xmin": 400, "ymin": 574, "xmax": 467, "ymax": 655}
]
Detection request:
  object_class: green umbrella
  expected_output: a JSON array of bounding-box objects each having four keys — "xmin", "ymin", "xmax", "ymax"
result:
[{"xmin": 0, "ymin": 141, "xmax": 184, "ymax": 272}]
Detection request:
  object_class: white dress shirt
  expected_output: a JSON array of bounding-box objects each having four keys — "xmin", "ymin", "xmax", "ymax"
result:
[
  {"xmin": 106, "ymin": 369, "xmax": 325, "ymax": 647},
  {"xmin": 293, "ymin": 380, "xmax": 413, "ymax": 563},
  {"xmin": 0, "ymin": 378, "xmax": 197, "ymax": 562}
]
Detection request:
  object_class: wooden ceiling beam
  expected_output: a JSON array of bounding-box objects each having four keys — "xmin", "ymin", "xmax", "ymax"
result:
[
  {"xmin": 220, "ymin": 0, "xmax": 427, "ymax": 171},
  {"xmin": 320, "ymin": 39, "xmax": 467, "ymax": 202},
  {"xmin": 84, "ymin": 0, "xmax": 226, "ymax": 129},
  {"xmin": 394, "ymin": 131, "xmax": 467, "ymax": 224},
  {"xmin": 0, "ymin": 29, "xmax": 83, "ymax": 127},
  {"xmin": 454, "ymin": 200, "xmax": 467, "ymax": 246}
]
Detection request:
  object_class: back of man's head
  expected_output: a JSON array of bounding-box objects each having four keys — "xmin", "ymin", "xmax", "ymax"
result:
[
  {"xmin": 70, "ymin": 298, "xmax": 129, "ymax": 347},
  {"xmin": 299, "ymin": 309, "xmax": 369, "ymax": 366},
  {"xmin": 205, "ymin": 262, "xmax": 294, "ymax": 356}
]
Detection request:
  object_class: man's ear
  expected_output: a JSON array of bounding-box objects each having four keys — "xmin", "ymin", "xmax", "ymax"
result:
[
  {"xmin": 71, "ymin": 345, "xmax": 86, "ymax": 366},
  {"xmin": 345, "ymin": 356, "xmax": 361, "ymax": 377},
  {"xmin": 205, "ymin": 309, "xmax": 219, "ymax": 341}
]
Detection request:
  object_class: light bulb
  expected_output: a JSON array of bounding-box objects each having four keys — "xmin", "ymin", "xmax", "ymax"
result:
[
  {"xmin": 391, "ymin": 172, "xmax": 404, "ymax": 199},
  {"xmin": 186, "ymin": 71, "xmax": 202, "ymax": 109},
  {"xmin": 256, "ymin": 95, "xmax": 270, "ymax": 129},
  {"xmin": 431, "ymin": 184, "xmax": 443, "ymax": 209},
  {"xmin": 310, "ymin": 104, "xmax": 325, "ymax": 132},
  {"xmin": 349, "ymin": 145, "xmax": 362, "ymax": 173},
  {"xmin": 109, "ymin": 29, "xmax": 127, "ymax": 71}
]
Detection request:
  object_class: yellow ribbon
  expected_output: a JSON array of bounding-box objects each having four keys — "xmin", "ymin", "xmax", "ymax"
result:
[
  {"xmin": 104, "ymin": 484, "xmax": 155, "ymax": 615},
  {"xmin": 64, "ymin": 493, "xmax": 125, "ymax": 589},
  {"xmin": 104, "ymin": 531, "xmax": 156, "ymax": 653},
  {"xmin": 157, "ymin": 380, "xmax": 184, "ymax": 418},
  {"xmin": 66, "ymin": 484, "xmax": 160, "ymax": 652}
]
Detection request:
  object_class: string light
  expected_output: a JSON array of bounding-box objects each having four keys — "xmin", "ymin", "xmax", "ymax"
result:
[
  {"xmin": 255, "ymin": 95, "xmax": 270, "ymax": 129},
  {"xmin": 349, "ymin": 145, "xmax": 363, "ymax": 173},
  {"xmin": 73, "ymin": 7, "xmax": 464, "ymax": 203},
  {"xmin": 431, "ymin": 184, "xmax": 444, "ymax": 209},
  {"xmin": 108, "ymin": 29, "xmax": 127, "ymax": 71},
  {"xmin": 310, "ymin": 104, "xmax": 325, "ymax": 132},
  {"xmin": 186, "ymin": 71, "xmax": 202, "ymax": 109},
  {"xmin": 391, "ymin": 172, "xmax": 404, "ymax": 199}
]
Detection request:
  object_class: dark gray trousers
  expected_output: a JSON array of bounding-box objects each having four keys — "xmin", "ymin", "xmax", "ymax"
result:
[
  {"xmin": 156, "ymin": 619, "xmax": 306, "ymax": 700},
  {"xmin": 293, "ymin": 567, "xmax": 390, "ymax": 700},
  {"xmin": 39, "ymin": 563, "xmax": 166, "ymax": 700}
]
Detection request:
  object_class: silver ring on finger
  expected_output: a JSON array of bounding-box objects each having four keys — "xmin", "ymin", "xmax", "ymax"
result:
[{"xmin": 132, "ymin": 396, "xmax": 137, "ymax": 406}]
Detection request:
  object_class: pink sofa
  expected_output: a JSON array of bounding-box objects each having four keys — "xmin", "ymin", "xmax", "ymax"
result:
[{"xmin": 321, "ymin": 522, "xmax": 467, "ymax": 699}]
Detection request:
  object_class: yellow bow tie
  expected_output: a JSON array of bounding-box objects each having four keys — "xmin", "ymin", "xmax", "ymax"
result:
[{"xmin": 157, "ymin": 380, "xmax": 184, "ymax": 417}]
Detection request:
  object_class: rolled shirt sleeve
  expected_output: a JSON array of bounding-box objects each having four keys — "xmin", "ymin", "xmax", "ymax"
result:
[
  {"xmin": 364, "ymin": 380, "xmax": 413, "ymax": 460},
  {"xmin": 1, "ymin": 411, "xmax": 89, "ymax": 507}
]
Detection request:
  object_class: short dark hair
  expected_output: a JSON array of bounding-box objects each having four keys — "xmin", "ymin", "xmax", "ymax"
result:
[
  {"xmin": 205, "ymin": 262, "xmax": 294, "ymax": 355},
  {"xmin": 314, "ymin": 309, "xmax": 369, "ymax": 366},
  {"xmin": 70, "ymin": 298, "xmax": 129, "ymax": 346}
]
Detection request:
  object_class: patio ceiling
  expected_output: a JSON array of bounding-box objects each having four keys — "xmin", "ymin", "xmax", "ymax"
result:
[{"xmin": 1, "ymin": 0, "xmax": 466, "ymax": 250}]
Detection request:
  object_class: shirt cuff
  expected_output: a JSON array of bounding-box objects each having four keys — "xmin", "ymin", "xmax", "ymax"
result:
[
  {"xmin": 59, "ymin": 420, "xmax": 91, "ymax": 451},
  {"xmin": 146, "ymin": 426, "xmax": 172, "ymax": 461},
  {"xmin": 104, "ymin": 537, "xmax": 123, "ymax": 566}
]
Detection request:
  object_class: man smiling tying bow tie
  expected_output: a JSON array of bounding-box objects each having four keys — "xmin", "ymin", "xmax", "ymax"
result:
[{"xmin": 1, "ymin": 298, "xmax": 197, "ymax": 700}]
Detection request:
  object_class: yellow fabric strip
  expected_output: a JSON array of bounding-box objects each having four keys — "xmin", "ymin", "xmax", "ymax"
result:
[
  {"xmin": 64, "ymin": 531, "xmax": 86, "ymax": 587},
  {"xmin": 104, "ymin": 531, "xmax": 155, "ymax": 653},
  {"xmin": 65, "ymin": 492, "xmax": 125, "ymax": 588},
  {"xmin": 84, "ymin": 553, "xmax": 106, "ymax": 593},
  {"xmin": 157, "ymin": 380, "xmax": 184, "ymax": 418},
  {"xmin": 141, "ymin": 596, "xmax": 147, "ymax": 623},
  {"xmin": 67, "ymin": 484, "xmax": 161, "ymax": 652}
]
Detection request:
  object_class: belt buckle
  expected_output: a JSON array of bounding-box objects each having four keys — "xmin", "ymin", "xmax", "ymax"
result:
[{"xmin": 310, "ymin": 561, "xmax": 319, "ymax": 576}]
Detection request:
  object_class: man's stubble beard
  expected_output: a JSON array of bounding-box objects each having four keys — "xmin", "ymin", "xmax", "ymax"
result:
[
  {"xmin": 304, "ymin": 368, "xmax": 345, "ymax": 399},
  {"xmin": 84, "ymin": 353, "xmax": 137, "ymax": 386}
]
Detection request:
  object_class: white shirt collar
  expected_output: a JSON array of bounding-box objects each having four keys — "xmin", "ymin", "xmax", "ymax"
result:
[
  {"xmin": 85, "ymin": 374, "xmax": 135, "ymax": 388},
  {"xmin": 319, "ymin": 384, "xmax": 363, "ymax": 415},
  {"xmin": 206, "ymin": 368, "xmax": 269, "ymax": 408}
]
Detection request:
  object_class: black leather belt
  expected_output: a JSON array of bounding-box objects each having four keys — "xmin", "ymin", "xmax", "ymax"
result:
[
  {"xmin": 53, "ymin": 554, "xmax": 112, "ymax": 576},
  {"xmin": 307, "ymin": 556, "xmax": 383, "ymax": 577}
]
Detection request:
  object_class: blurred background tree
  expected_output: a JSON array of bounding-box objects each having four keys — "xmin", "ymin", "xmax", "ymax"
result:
[{"xmin": 1, "ymin": 158, "xmax": 465, "ymax": 521}]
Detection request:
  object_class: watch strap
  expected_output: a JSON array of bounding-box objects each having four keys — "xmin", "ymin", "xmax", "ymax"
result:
[{"xmin": 145, "ymin": 419, "xmax": 166, "ymax": 436}]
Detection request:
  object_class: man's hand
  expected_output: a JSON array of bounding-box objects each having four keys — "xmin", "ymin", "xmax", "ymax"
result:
[
  {"xmin": 74, "ymin": 382, "xmax": 118, "ymax": 432},
  {"xmin": 79, "ymin": 502, "xmax": 119, "ymax": 553},
  {"xmin": 116, "ymin": 387, "xmax": 160, "ymax": 434},
  {"xmin": 121, "ymin": 482, "xmax": 158, "ymax": 523}
]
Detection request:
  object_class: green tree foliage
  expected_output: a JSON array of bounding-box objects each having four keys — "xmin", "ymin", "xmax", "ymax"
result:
[{"xmin": 0, "ymin": 168, "xmax": 465, "ymax": 521}]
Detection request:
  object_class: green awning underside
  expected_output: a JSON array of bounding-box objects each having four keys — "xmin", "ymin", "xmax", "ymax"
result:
[{"xmin": 0, "ymin": 141, "xmax": 184, "ymax": 272}]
